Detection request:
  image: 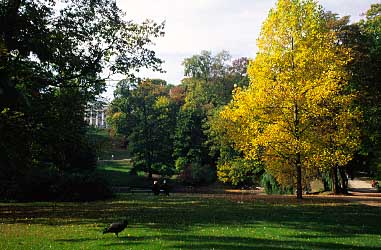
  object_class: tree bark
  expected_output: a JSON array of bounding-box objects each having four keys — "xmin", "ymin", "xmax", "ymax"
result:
[
  {"xmin": 293, "ymin": 98, "xmax": 302, "ymax": 199},
  {"xmin": 339, "ymin": 167, "xmax": 348, "ymax": 194},
  {"xmin": 296, "ymin": 153, "xmax": 303, "ymax": 199},
  {"xmin": 331, "ymin": 166, "xmax": 341, "ymax": 194}
]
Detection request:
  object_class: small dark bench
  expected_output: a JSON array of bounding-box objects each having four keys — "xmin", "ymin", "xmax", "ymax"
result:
[
  {"xmin": 127, "ymin": 186, "xmax": 168, "ymax": 194},
  {"xmin": 112, "ymin": 186, "xmax": 169, "ymax": 194}
]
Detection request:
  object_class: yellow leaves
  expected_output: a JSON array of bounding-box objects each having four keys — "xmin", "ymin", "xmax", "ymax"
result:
[
  {"xmin": 112, "ymin": 112, "xmax": 124, "ymax": 120},
  {"xmin": 216, "ymin": 162, "xmax": 232, "ymax": 184},
  {"xmin": 154, "ymin": 96, "xmax": 170, "ymax": 109},
  {"xmin": 219, "ymin": 0, "xmax": 362, "ymax": 188}
]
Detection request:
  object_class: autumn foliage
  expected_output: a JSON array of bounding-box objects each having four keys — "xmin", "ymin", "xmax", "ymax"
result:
[{"xmin": 219, "ymin": 0, "xmax": 361, "ymax": 199}]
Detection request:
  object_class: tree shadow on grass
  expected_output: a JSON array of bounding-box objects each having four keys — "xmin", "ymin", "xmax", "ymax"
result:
[
  {"xmin": 53, "ymin": 236, "xmax": 144, "ymax": 249},
  {"xmin": 55, "ymin": 238, "xmax": 96, "ymax": 243},
  {"xmin": 1, "ymin": 194, "xmax": 380, "ymax": 240},
  {"xmin": 103, "ymin": 235, "xmax": 381, "ymax": 250}
]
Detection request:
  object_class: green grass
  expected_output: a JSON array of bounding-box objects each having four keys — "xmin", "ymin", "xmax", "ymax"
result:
[
  {"xmin": 1, "ymin": 194, "xmax": 380, "ymax": 250},
  {"xmin": 97, "ymin": 148, "xmax": 130, "ymax": 161},
  {"xmin": 96, "ymin": 160, "xmax": 151, "ymax": 187},
  {"xmin": 97, "ymin": 160, "xmax": 133, "ymax": 174},
  {"xmin": 87, "ymin": 128, "xmax": 130, "ymax": 160}
]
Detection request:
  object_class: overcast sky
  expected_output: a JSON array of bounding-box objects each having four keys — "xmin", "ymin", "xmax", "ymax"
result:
[{"xmin": 104, "ymin": 0, "xmax": 379, "ymax": 98}]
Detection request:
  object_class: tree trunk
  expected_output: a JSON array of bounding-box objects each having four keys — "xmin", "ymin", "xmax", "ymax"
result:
[
  {"xmin": 331, "ymin": 166, "xmax": 340, "ymax": 194},
  {"xmin": 296, "ymin": 153, "xmax": 303, "ymax": 199},
  {"xmin": 294, "ymin": 100, "xmax": 302, "ymax": 200},
  {"xmin": 339, "ymin": 167, "xmax": 348, "ymax": 194}
]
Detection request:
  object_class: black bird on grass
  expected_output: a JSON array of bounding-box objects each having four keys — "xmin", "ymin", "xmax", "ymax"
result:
[{"xmin": 103, "ymin": 219, "xmax": 128, "ymax": 237}]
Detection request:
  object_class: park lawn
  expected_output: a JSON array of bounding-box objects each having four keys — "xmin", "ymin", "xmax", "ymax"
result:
[
  {"xmin": 87, "ymin": 128, "xmax": 130, "ymax": 161},
  {"xmin": 0, "ymin": 194, "xmax": 380, "ymax": 250},
  {"xmin": 96, "ymin": 160, "xmax": 153, "ymax": 187},
  {"xmin": 96, "ymin": 159, "xmax": 177, "ymax": 188}
]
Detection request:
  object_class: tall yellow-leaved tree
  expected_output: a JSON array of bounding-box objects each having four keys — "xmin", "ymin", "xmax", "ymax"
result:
[{"xmin": 220, "ymin": 0, "xmax": 361, "ymax": 199}]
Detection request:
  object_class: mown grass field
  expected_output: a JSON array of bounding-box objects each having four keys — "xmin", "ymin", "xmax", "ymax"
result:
[{"xmin": 1, "ymin": 193, "xmax": 380, "ymax": 250}]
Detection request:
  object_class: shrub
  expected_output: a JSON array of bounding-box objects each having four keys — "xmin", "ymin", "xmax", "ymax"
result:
[
  {"xmin": 175, "ymin": 157, "xmax": 188, "ymax": 172},
  {"xmin": 0, "ymin": 166, "xmax": 112, "ymax": 202},
  {"xmin": 178, "ymin": 161, "xmax": 216, "ymax": 185},
  {"xmin": 67, "ymin": 142, "xmax": 97, "ymax": 171},
  {"xmin": 217, "ymin": 158, "xmax": 263, "ymax": 187},
  {"xmin": 260, "ymin": 172, "xmax": 293, "ymax": 195},
  {"xmin": 55, "ymin": 172, "xmax": 112, "ymax": 201},
  {"xmin": 152, "ymin": 163, "xmax": 175, "ymax": 177}
]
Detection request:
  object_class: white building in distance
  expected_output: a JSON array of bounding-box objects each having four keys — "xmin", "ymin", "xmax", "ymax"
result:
[{"xmin": 84, "ymin": 102, "xmax": 108, "ymax": 128}]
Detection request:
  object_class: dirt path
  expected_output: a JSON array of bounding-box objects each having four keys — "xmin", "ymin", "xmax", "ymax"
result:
[
  {"xmin": 348, "ymin": 178, "xmax": 378, "ymax": 193},
  {"xmin": 187, "ymin": 178, "xmax": 381, "ymax": 207}
]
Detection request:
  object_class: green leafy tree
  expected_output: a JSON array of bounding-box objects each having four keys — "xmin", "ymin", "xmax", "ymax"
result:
[
  {"xmin": 228, "ymin": 57, "xmax": 250, "ymax": 88},
  {"xmin": 173, "ymin": 51, "xmax": 229, "ymax": 184},
  {"xmin": 108, "ymin": 79, "xmax": 176, "ymax": 178},
  {"xmin": 324, "ymin": 5, "xmax": 381, "ymax": 181},
  {"xmin": 175, "ymin": 51, "xmax": 250, "ymax": 184},
  {"xmin": 353, "ymin": 4, "xmax": 381, "ymax": 179},
  {"xmin": 173, "ymin": 106, "xmax": 215, "ymax": 184},
  {"xmin": 182, "ymin": 50, "xmax": 237, "ymax": 107},
  {"xmin": 0, "ymin": 0, "xmax": 164, "ymax": 199}
]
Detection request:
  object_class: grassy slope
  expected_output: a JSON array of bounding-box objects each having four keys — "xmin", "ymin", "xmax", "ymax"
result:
[
  {"xmin": 89, "ymin": 128, "xmax": 152, "ymax": 187},
  {"xmin": 88, "ymin": 128, "xmax": 130, "ymax": 160},
  {"xmin": 1, "ymin": 194, "xmax": 380, "ymax": 250},
  {"xmin": 96, "ymin": 160, "xmax": 153, "ymax": 187}
]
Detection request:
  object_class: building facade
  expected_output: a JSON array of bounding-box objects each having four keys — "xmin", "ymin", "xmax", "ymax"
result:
[{"xmin": 84, "ymin": 104, "xmax": 108, "ymax": 128}]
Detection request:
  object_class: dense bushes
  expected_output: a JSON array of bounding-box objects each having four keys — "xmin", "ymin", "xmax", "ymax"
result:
[
  {"xmin": 217, "ymin": 158, "xmax": 263, "ymax": 187},
  {"xmin": 0, "ymin": 133, "xmax": 111, "ymax": 202},
  {"xmin": 54, "ymin": 172, "xmax": 112, "ymax": 201},
  {"xmin": 0, "ymin": 167, "xmax": 112, "ymax": 202},
  {"xmin": 175, "ymin": 157, "xmax": 216, "ymax": 185}
]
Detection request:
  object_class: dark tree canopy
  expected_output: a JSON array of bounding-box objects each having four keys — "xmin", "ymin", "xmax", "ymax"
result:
[
  {"xmin": 0, "ymin": 0, "xmax": 165, "ymax": 200},
  {"xmin": 1, "ymin": 0, "xmax": 165, "ymax": 104}
]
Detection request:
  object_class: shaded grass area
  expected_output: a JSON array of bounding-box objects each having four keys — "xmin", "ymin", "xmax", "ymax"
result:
[
  {"xmin": 88, "ymin": 128, "xmax": 130, "ymax": 160},
  {"xmin": 95, "ymin": 160, "xmax": 152, "ymax": 187},
  {"xmin": 97, "ymin": 148, "xmax": 130, "ymax": 161},
  {"xmin": 1, "ymin": 194, "xmax": 380, "ymax": 250}
]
